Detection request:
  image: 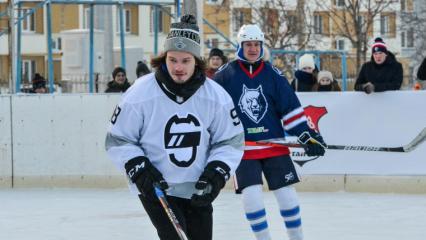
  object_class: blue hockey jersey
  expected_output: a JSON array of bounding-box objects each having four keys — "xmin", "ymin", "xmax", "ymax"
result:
[{"xmin": 215, "ymin": 60, "xmax": 310, "ymax": 159}]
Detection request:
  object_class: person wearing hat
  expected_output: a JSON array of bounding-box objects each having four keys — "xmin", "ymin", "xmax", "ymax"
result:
[
  {"xmin": 205, "ymin": 48, "xmax": 228, "ymax": 78},
  {"xmin": 105, "ymin": 66, "xmax": 131, "ymax": 93},
  {"xmin": 291, "ymin": 54, "xmax": 319, "ymax": 92},
  {"xmin": 312, "ymin": 70, "xmax": 341, "ymax": 92},
  {"xmin": 355, "ymin": 37, "xmax": 403, "ymax": 94},
  {"xmin": 105, "ymin": 14, "xmax": 244, "ymax": 240},
  {"xmin": 135, "ymin": 60, "xmax": 151, "ymax": 78},
  {"xmin": 30, "ymin": 73, "xmax": 47, "ymax": 94},
  {"xmin": 214, "ymin": 24, "xmax": 326, "ymax": 240}
]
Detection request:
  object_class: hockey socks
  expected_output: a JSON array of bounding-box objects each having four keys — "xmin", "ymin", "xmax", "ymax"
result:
[
  {"xmin": 273, "ymin": 186, "xmax": 304, "ymax": 240},
  {"xmin": 242, "ymin": 185, "xmax": 271, "ymax": 240}
]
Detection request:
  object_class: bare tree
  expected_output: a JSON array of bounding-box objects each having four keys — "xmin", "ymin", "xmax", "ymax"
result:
[
  {"xmin": 400, "ymin": 0, "xmax": 426, "ymax": 71},
  {"xmin": 314, "ymin": 0, "xmax": 392, "ymax": 71}
]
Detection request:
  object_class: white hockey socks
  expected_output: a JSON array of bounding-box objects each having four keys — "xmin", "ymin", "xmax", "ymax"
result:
[
  {"xmin": 273, "ymin": 186, "xmax": 304, "ymax": 240},
  {"xmin": 242, "ymin": 184, "xmax": 272, "ymax": 240}
]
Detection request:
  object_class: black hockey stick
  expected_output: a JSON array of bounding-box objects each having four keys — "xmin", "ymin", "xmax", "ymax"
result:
[
  {"xmin": 154, "ymin": 184, "xmax": 189, "ymax": 240},
  {"xmin": 246, "ymin": 127, "xmax": 426, "ymax": 153}
]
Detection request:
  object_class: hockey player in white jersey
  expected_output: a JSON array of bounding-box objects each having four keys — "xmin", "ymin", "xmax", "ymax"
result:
[{"xmin": 105, "ymin": 15, "xmax": 244, "ymax": 240}]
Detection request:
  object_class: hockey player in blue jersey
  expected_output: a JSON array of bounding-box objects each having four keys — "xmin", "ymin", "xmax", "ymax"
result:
[
  {"xmin": 105, "ymin": 15, "xmax": 244, "ymax": 240},
  {"xmin": 214, "ymin": 24, "xmax": 327, "ymax": 240}
]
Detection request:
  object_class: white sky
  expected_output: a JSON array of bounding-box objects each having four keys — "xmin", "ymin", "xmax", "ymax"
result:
[{"xmin": 1, "ymin": 189, "xmax": 425, "ymax": 240}]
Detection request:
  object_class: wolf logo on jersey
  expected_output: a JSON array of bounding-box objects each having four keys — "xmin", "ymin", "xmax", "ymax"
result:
[
  {"xmin": 238, "ymin": 85, "xmax": 268, "ymax": 123},
  {"xmin": 164, "ymin": 114, "xmax": 201, "ymax": 167}
]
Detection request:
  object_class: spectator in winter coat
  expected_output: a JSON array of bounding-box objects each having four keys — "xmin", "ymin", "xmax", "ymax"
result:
[
  {"xmin": 355, "ymin": 37, "xmax": 403, "ymax": 94},
  {"xmin": 136, "ymin": 61, "xmax": 151, "ymax": 78},
  {"xmin": 417, "ymin": 57, "xmax": 426, "ymax": 80},
  {"xmin": 205, "ymin": 48, "xmax": 228, "ymax": 79},
  {"xmin": 291, "ymin": 54, "xmax": 318, "ymax": 92},
  {"xmin": 30, "ymin": 73, "xmax": 48, "ymax": 94},
  {"xmin": 105, "ymin": 67, "xmax": 131, "ymax": 93},
  {"xmin": 312, "ymin": 70, "xmax": 341, "ymax": 92}
]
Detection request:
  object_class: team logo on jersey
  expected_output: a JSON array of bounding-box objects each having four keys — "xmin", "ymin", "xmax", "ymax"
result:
[
  {"xmin": 164, "ymin": 114, "xmax": 201, "ymax": 167},
  {"xmin": 291, "ymin": 105, "xmax": 328, "ymax": 167},
  {"xmin": 238, "ymin": 85, "xmax": 268, "ymax": 123}
]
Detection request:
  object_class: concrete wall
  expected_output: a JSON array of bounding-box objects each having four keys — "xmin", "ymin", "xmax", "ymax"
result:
[{"xmin": 0, "ymin": 96, "xmax": 12, "ymax": 187}]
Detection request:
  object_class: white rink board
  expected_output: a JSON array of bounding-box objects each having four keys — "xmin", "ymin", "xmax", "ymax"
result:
[
  {"xmin": 0, "ymin": 95, "xmax": 12, "ymax": 187},
  {"xmin": 0, "ymin": 91, "xmax": 425, "ymax": 189},
  {"xmin": 10, "ymin": 94, "xmax": 123, "ymax": 187},
  {"xmin": 296, "ymin": 91, "xmax": 426, "ymax": 175}
]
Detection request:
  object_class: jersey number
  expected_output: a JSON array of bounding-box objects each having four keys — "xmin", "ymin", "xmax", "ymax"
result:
[
  {"xmin": 110, "ymin": 106, "xmax": 121, "ymax": 124},
  {"xmin": 230, "ymin": 108, "xmax": 241, "ymax": 126}
]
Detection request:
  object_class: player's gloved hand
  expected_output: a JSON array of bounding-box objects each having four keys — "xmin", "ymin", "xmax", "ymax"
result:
[
  {"xmin": 124, "ymin": 156, "xmax": 168, "ymax": 201},
  {"xmin": 191, "ymin": 161, "xmax": 230, "ymax": 207},
  {"xmin": 298, "ymin": 130, "xmax": 327, "ymax": 157},
  {"xmin": 362, "ymin": 82, "xmax": 375, "ymax": 94}
]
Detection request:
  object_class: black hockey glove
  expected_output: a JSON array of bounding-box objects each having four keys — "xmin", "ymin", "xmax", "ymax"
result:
[
  {"xmin": 298, "ymin": 130, "xmax": 327, "ymax": 157},
  {"xmin": 191, "ymin": 161, "xmax": 231, "ymax": 207},
  {"xmin": 124, "ymin": 156, "xmax": 168, "ymax": 201}
]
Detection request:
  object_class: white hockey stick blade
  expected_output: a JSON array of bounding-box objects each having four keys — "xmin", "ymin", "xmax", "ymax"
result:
[{"xmin": 403, "ymin": 127, "xmax": 426, "ymax": 152}]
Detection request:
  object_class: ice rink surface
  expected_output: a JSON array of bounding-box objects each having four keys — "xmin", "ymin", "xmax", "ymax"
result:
[{"xmin": 1, "ymin": 188, "xmax": 425, "ymax": 240}]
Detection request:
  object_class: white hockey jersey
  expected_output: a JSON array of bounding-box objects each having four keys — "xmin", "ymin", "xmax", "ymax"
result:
[{"xmin": 106, "ymin": 73, "xmax": 244, "ymax": 195}]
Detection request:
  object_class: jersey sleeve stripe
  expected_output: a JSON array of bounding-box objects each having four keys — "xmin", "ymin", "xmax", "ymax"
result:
[
  {"xmin": 282, "ymin": 107, "xmax": 304, "ymax": 121},
  {"xmin": 282, "ymin": 111, "xmax": 305, "ymax": 126},
  {"xmin": 283, "ymin": 116, "xmax": 307, "ymax": 131}
]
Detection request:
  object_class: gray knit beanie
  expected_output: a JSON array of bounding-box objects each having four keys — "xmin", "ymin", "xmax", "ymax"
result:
[{"xmin": 163, "ymin": 14, "xmax": 201, "ymax": 58}]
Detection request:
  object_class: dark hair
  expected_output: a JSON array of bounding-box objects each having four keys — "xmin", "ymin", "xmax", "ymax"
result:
[
  {"xmin": 151, "ymin": 52, "xmax": 206, "ymax": 72},
  {"xmin": 136, "ymin": 61, "xmax": 151, "ymax": 78},
  {"xmin": 112, "ymin": 67, "xmax": 126, "ymax": 79},
  {"xmin": 32, "ymin": 73, "xmax": 46, "ymax": 89}
]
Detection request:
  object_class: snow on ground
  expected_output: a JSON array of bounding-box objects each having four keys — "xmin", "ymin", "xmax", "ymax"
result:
[{"xmin": 1, "ymin": 188, "xmax": 425, "ymax": 240}]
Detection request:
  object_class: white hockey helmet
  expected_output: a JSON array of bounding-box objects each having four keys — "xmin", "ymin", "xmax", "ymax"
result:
[{"xmin": 237, "ymin": 24, "xmax": 265, "ymax": 45}]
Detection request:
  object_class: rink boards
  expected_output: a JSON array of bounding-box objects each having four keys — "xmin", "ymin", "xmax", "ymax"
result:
[{"xmin": 0, "ymin": 91, "xmax": 425, "ymax": 193}]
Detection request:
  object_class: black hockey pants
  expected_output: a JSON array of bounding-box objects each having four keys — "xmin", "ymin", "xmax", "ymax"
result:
[{"xmin": 139, "ymin": 194, "xmax": 213, "ymax": 240}]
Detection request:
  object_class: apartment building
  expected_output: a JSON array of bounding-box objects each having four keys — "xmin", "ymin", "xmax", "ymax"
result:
[
  {"xmin": 0, "ymin": 0, "xmax": 174, "ymax": 91},
  {"xmin": 0, "ymin": 0, "xmax": 419, "ymax": 92}
]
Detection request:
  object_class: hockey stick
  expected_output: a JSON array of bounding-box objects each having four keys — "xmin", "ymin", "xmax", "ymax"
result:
[
  {"xmin": 154, "ymin": 185, "xmax": 189, "ymax": 240},
  {"xmin": 246, "ymin": 127, "xmax": 426, "ymax": 153}
]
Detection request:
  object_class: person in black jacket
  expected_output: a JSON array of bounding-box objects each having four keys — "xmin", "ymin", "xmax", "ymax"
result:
[
  {"xmin": 136, "ymin": 61, "xmax": 151, "ymax": 78},
  {"xmin": 355, "ymin": 37, "xmax": 403, "ymax": 94},
  {"xmin": 291, "ymin": 54, "xmax": 318, "ymax": 92},
  {"xmin": 105, "ymin": 67, "xmax": 131, "ymax": 93},
  {"xmin": 417, "ymin": 57, "xmax": 426, "ymax": 80}
]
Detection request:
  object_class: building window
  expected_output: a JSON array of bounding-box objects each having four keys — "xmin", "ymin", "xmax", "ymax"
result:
[
  {"xmin": 150, "ymin": 7, "xmax": 164, "ymax": 33},
  {"xmin": 407, "ymin": 28, "xmax": 414, "ymax": 47},
  {"xmin": 232, "ymin": 9, "xmax": 246, "ymax": 32},
  {"xmin": 51, "ymin": 37, "xmax": 62, "ymax": 51},
  {"xmin": 336, "ymin": 39, "xmax": 345, "ymax": 50},
  {"xmin": 337, "ymin": 0, "xmax": 345, "ymax": 7},
  {"xmin": 21, "ymin": 8, "xmax": 35, "ymax": 32},
  {"xmin": 401, "ymin": 32, "xmax": 405, "ymax": 47},
  {"xmin": 314, "ymin": 15, "xmax": 323, "ymax": 34},
  {"xmin": 116, "ymin": 8, "xmax": 131, "ymax": 33},
  {"xmin": 22, "ymin": 60, "xmax": 36, "ymax": 84},
  {"xmin": 380, "ymin": 15, "xmax": 389, "ymax": 35},
  {"xmin": 401, "ymin": 0, "xmax": 406, "ymax": 11},
  {"xmin": 357, "ymin": 15, "xmax": 367, "ymax": 34}
]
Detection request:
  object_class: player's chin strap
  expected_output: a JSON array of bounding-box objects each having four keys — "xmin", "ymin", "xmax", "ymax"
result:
[{"xmin": 297, "ymin": 131, "xmax": 327, "ymax": 149}]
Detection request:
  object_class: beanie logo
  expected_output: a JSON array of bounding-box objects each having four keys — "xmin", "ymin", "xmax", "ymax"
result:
[
  {"xmin": 174, "ymin": 39, "xmax": 187, "ymax": 49},
  {"xmin": 167, "ymin": 29, "xmax": 200, "ymax": 44}
]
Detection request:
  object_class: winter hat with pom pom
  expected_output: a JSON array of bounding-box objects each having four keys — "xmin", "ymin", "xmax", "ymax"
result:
[{"xmin": 163, "ymin": 14, "xmax": 201, "ymax": 58}]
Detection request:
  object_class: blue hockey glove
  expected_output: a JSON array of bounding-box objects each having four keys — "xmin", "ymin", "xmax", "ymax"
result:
[
  {"xmin": 125, "ymin": 156, "xmax": 168, "ymax": 201},
  {"xmin": 298, "ymin": 130, "xmax": 327, "ymax": 157},
  {"xmin": 191, "ymin": 161, "xmax": 230, "ymax": 207}
]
